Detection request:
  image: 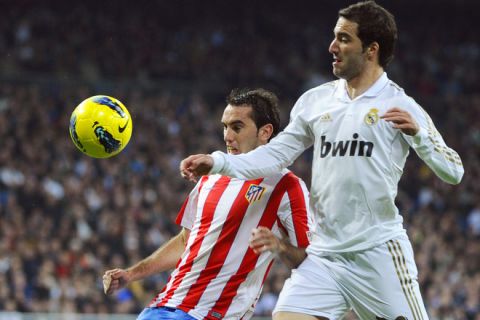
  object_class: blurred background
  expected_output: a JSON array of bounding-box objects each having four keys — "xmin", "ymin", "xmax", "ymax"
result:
[{"xmin": 0, "ymin": 0, "xmax": 478, "ymax": 319}]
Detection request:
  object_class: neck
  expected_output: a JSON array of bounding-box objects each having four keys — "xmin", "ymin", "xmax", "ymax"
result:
[{"xmin": 345, "ymin": 66, "xmax": 384, "ymax": 99}]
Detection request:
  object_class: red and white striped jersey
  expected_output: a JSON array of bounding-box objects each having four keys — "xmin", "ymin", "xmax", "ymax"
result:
[{"xmin": 149, "ymin": 169, "xmax": 313, "ymax": 320}]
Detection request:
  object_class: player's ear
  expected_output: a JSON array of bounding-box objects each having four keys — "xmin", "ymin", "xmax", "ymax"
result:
[
  {"xmin": 367, "ymin": 41, "xmax": 379, "ymax": 61},
  {"xmin": 258, "ymin": 124, "xmax": 273, "ymax": 143}
]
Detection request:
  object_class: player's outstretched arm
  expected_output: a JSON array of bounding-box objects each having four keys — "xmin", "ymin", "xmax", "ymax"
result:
[
  {"xmin": 180, "ymin": 154, "xmax": 213, "ymax": 182},
  {"xmin": 249, "ymin": 227, "xmax": 306, "ymax": 269},
  {"xmin": 102, "ymin": 228, "xmax": 190, "ymax": 295}
]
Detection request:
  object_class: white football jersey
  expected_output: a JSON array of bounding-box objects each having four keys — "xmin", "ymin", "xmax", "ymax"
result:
[
  {"xmin": 150, "ymin": 171, "xmax": 313, "ymax": 320},
  {"xmin": 211, "ymin": 73, "xmax": 463, "ymax": 253}
]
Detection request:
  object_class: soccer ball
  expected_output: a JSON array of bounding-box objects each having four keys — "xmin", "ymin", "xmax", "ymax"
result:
[{"xmin": 69, "ymin": 95, "xmax": 133, "ymax": 158}]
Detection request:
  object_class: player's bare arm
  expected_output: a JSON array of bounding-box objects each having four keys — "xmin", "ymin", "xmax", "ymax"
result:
[
  {"xmin": 102, "ymin": 228, "xmax": 190, "ymax": 295},
  {"xmin": 381, "ymin": 107, "xmax": 419, "ymax": 136},
  {"xmin": 180, "ymin": 154, "xmax": 214, "ymax": 182},
  {"xmin": 249, "ymin": 226, "xmax": 307, "ymax": 269}
]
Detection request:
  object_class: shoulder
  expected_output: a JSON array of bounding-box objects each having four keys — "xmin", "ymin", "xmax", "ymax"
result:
[
  {"xmin": 299, "ymin": 80, "xmax": 338, "ymax": 102},
  {"xmin": 197, "ymin": 174, "xmax": 225, "ymax": 190},
  {"xmin": 280, "ymin": 169, "xmax": 308, "ymax": 188},
  {"xmin": 292, "ymin": 80, "xmax": 339, "ymax": 115},
  {"xmin": 382, "ymin": 79, "xmax": 424, "ymax": 113},
  {"xmin": 261, "ymin": 169, "xmax": 306, "ymax": 189},
  {"xmin": 385, "ymin": 80, "xmax": 418, "ymax": 105}
]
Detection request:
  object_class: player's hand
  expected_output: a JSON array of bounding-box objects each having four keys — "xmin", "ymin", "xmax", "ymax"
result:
[
  {"xmin": 381, "ymin": 107, "xmax": 419, "ymax": 136},
  {"xmin": 249, "ymin": 227, "xmax": 282, "ymax": 255},
  {"xmin": 180, "ymin": 154, "xmax": 214, "ymax": 182},
  {"xmin": 102, "ymin": 268, "xmax": 130, "ymax": 295}
]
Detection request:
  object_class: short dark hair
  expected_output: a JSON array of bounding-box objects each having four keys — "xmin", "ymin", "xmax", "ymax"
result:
[
  {"xmin": 226, "ymin": 88, "xmax": 280, "ymax": 141},
  {"xmin": 339, "ymin": 1, "xmax": 397, "ymax": 68}
]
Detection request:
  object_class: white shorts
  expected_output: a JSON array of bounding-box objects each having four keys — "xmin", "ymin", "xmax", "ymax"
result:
[{"xmin": 273, "ymin": 235, "xmax": 429, "ymax": 320}]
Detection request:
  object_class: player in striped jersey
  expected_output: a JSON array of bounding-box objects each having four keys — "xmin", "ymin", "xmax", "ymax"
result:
[
  {"xmin": 180, "ymin": 2, "xmax": 464, "ymax": 320},
  {"xmin": 103, "ymin": 88, "xmax": 314, "ymax": 320}
]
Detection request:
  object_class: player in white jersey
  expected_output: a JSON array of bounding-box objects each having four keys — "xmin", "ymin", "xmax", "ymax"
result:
[
  {"xmin": 103, "ymin": 88, "xmax": 314, "ymax": 320},
  {"xmin": 180, "ymin": 2, "xmax": 464, "ymax": 319}
]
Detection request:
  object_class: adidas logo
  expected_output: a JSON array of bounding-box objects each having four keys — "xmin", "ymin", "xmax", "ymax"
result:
[{"xmin": 319, "ymin": 113, "xmax": 332, "ymax": 122}]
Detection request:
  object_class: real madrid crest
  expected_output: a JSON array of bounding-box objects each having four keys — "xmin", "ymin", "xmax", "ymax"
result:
[{"xmin": 364, "ymin": 108, "xmax": 379, "ymax": 125}]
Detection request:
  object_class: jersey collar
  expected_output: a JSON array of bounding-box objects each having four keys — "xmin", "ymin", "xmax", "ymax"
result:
[{"xmin": 334, "ymin": 72, "xmax": 389, "ymax": 102}]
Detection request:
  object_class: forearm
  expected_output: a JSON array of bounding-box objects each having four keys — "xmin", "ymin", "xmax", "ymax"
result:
[
  {"xmin": 276, "ymin": 238, "xmax": 307, "ymax": 269},
  {"xmin": 410, "ymin": 128, "xmax": 464, "ymax": 184},
  {"xmin": 211, "ymin": 131, "xmax": 309, "ymax": 179},
  {"xmin": 126, "ymin": 230, "xmax": 187, "ymax": 282}
]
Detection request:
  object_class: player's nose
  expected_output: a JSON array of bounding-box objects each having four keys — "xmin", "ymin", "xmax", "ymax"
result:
[
  {"xmin": 224, "ymin": 128, "xmax": 235, "ymax": 142},
  {"xmin": 328, "ymin": 39, "xmax": 338, "ymax": 54}
]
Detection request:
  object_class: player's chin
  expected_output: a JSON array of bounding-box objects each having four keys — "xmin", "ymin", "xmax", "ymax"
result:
[{"xmin": 332, "ymin": 67, "xmax": 343, "ymax": 78}]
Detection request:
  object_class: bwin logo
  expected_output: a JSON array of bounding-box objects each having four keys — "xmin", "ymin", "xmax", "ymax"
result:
[{"xmin": 320, "ymin": 133, "xmax": 374, "ymax": 158}]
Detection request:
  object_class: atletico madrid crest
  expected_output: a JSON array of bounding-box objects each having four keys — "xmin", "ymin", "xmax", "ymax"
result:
[{"xmin": 245, "ymin": 184, "xmax": 266, "ymax": 203}]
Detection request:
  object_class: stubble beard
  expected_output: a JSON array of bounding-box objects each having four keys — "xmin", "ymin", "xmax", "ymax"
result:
[{"xmin": 333, "ymin": 58, "xmax": 365, "ymax": 81}]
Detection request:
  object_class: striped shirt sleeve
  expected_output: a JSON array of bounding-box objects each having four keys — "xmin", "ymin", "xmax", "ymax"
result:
[{"xmin": 276, "ymin": 172, "xmax": 313, "ymax": 248}]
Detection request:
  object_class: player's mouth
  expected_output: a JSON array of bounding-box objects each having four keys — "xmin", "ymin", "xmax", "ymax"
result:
[
  {"xmin": 227, "ymin": 146, "xmax": 239, "ymax": 154},
  {"xmin": 333, "ymin": 56, "xmax": 342, "ymax": 66}
]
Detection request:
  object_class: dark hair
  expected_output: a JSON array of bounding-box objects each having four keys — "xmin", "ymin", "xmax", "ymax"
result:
[
  {"xmin": 339, "ymin": 0, "xmax": 397, "ymax": 68},
  {"xmin": 226, "ymin": 88, "xmax": 280, "ymax": 141}
]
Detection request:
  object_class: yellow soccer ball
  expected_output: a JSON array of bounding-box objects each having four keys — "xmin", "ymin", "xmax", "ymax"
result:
[{"xmin": 69, "ymin": 95, "xmax": 133, "ymax": 158}]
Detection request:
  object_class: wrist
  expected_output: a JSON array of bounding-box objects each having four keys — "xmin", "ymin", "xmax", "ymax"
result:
[
  {"xmin": 276, "ymin": 238, "xmax": 288, "ymax": 255},
  {"xmin": 211, "ymin": 151, "xmax": 226, "ymax": 174},
  {"xmin": 411, "ymin": 127, "xmax": 427, "ymax": 145},
  {"xmin": 124, "ymin": 268, "xmax": 137, "ymax": 283}
]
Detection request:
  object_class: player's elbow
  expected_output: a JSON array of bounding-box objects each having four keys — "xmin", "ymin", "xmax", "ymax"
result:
[
  {"xmin": 443, "ymin": 168, "xmax": 464, "ymax": 185},
  {"xmin": 451, "ymin": 171, "xmax": 464, "ymax": 185}
]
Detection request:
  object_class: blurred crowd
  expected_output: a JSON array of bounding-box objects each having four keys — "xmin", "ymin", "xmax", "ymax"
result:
[{"xmin": 0, "ymin": 1, "xmax": 479, "ymax": 319}]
